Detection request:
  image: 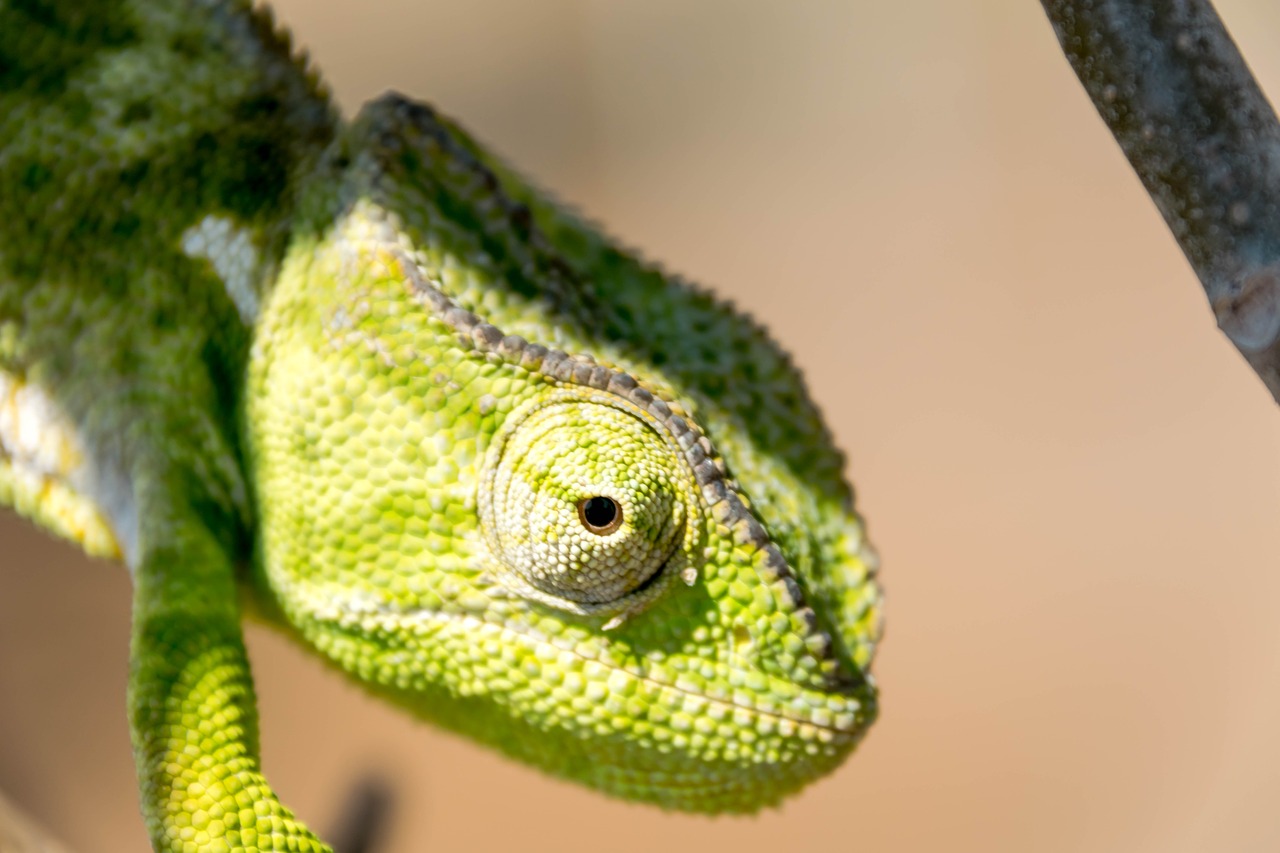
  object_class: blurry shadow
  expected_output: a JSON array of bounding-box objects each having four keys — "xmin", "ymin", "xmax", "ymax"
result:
[{"xmin": 327, "ymin": 775, "xmax": 395, "ymax": 853}]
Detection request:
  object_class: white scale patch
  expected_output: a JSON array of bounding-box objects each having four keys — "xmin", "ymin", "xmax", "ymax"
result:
[
  {"xmin": 181, "ymin": 214, "xmax": 262, "ymax": 324},
  {"xmin": 0, "ymin": 373, "xmax": 77, "ymax": 482},
  {"xmin": 0, "ymin": 372, "xmax": 135, "ymax": 562}
]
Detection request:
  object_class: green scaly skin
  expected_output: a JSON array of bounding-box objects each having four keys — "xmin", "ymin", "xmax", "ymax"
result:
[{"xmin": 1, "ymin": 2, "xmax": 883, "ymax": 850}]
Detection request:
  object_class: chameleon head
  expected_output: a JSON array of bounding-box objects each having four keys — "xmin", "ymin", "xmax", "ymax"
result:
[
  {"xmin": 248, "ymin": 125, "xmax": 881, "ymax": 810},
  {"xmin": 461, "ymin": 376, "xmax": 882, "ymax": 809}
]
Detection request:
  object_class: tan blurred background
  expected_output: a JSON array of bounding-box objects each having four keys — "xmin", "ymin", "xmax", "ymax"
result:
[{"xmin": 5, "ymin": 1, "xmax": 1280, "ymax": 850}]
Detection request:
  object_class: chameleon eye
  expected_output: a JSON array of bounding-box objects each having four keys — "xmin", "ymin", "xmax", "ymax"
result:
[
  {"xmin": 578, "ymin": 496, "xmax": 622, "ymax": 534},
  {"xmin": 479, "ymin": 394, "xmax": 690, "ymax": 611}
]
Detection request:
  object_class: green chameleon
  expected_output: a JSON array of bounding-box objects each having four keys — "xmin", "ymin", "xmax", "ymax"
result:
[{"xmin": 0, "ymin": 1, "xmax": 883, "ymax": 850}]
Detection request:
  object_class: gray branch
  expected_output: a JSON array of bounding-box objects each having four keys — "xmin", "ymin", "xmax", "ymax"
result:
[{"xmin": 1042, "ymin": 0, "xmax": 1280, "ymax": 402}]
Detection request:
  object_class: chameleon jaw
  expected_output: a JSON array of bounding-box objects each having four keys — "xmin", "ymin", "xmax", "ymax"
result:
[
  {"xmin": 300, "ymin": 588, "xmax": 872, "ymax": 730},
  {"xmin": 293, "ymin": 591, "xmax": 874, "ymax": 812}
]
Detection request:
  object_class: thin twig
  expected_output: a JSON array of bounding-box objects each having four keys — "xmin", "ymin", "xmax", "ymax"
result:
[{"xmin": 1042, "ymin": 0, "xmax": 1280, "ymax": 402}]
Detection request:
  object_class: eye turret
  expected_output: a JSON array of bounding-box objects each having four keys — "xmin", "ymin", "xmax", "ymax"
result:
[{"xmin": 480, "ymin": 394, "xmax": 690, "ymax": 610}]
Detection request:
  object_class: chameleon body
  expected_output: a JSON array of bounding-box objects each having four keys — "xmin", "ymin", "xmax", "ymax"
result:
[{"xmin": 0, "ymin": 2, "xmax": 883, "ymax": 850}]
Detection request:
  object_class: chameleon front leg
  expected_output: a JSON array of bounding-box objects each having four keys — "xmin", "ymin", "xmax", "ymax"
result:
[{"xmin": 127, "ymin": 489, "xmax": 328, "ymax": 853}]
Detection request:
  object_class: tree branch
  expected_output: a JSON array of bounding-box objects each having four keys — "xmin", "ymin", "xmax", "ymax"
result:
[{"xmin": 1042, "ymin": 0, "xmax": 1280, "ymax": 402}]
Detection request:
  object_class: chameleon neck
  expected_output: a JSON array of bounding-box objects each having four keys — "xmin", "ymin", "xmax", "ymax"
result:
[{"xmin": 0, "ymin": 0, "xmax": 338, "ymax": 560}]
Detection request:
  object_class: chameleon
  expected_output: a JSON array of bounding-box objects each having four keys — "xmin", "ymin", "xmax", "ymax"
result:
[{"xmin": 0, "ymin": 1, "xmax": 884, "ymax": 850}]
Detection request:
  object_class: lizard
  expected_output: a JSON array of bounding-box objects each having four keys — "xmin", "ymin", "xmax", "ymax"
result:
[{"xmin": 0, "ymin": 1, "xmax": 885, "ymax": 850}]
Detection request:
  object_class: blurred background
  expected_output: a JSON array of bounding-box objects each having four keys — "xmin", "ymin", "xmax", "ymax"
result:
[{"xmin": 4, "ymin": 1, "xmax": 1280, "ymax": 850}]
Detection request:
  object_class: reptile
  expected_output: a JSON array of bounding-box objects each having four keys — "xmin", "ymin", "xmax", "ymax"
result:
[{"xmin": 0, "ymin": 1, "xmax": 884, "ymax": 850}]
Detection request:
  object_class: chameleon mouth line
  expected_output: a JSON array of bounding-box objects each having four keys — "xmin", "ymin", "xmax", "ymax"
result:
[{"xmin": 297, "ymin": 586, "xmax": 863, "ymax": 738}]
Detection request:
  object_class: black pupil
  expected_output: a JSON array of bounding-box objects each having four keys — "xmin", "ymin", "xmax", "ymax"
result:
[{"xmin": 582, "ymin": 496, "xmax": 618, "ymax": 530}]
